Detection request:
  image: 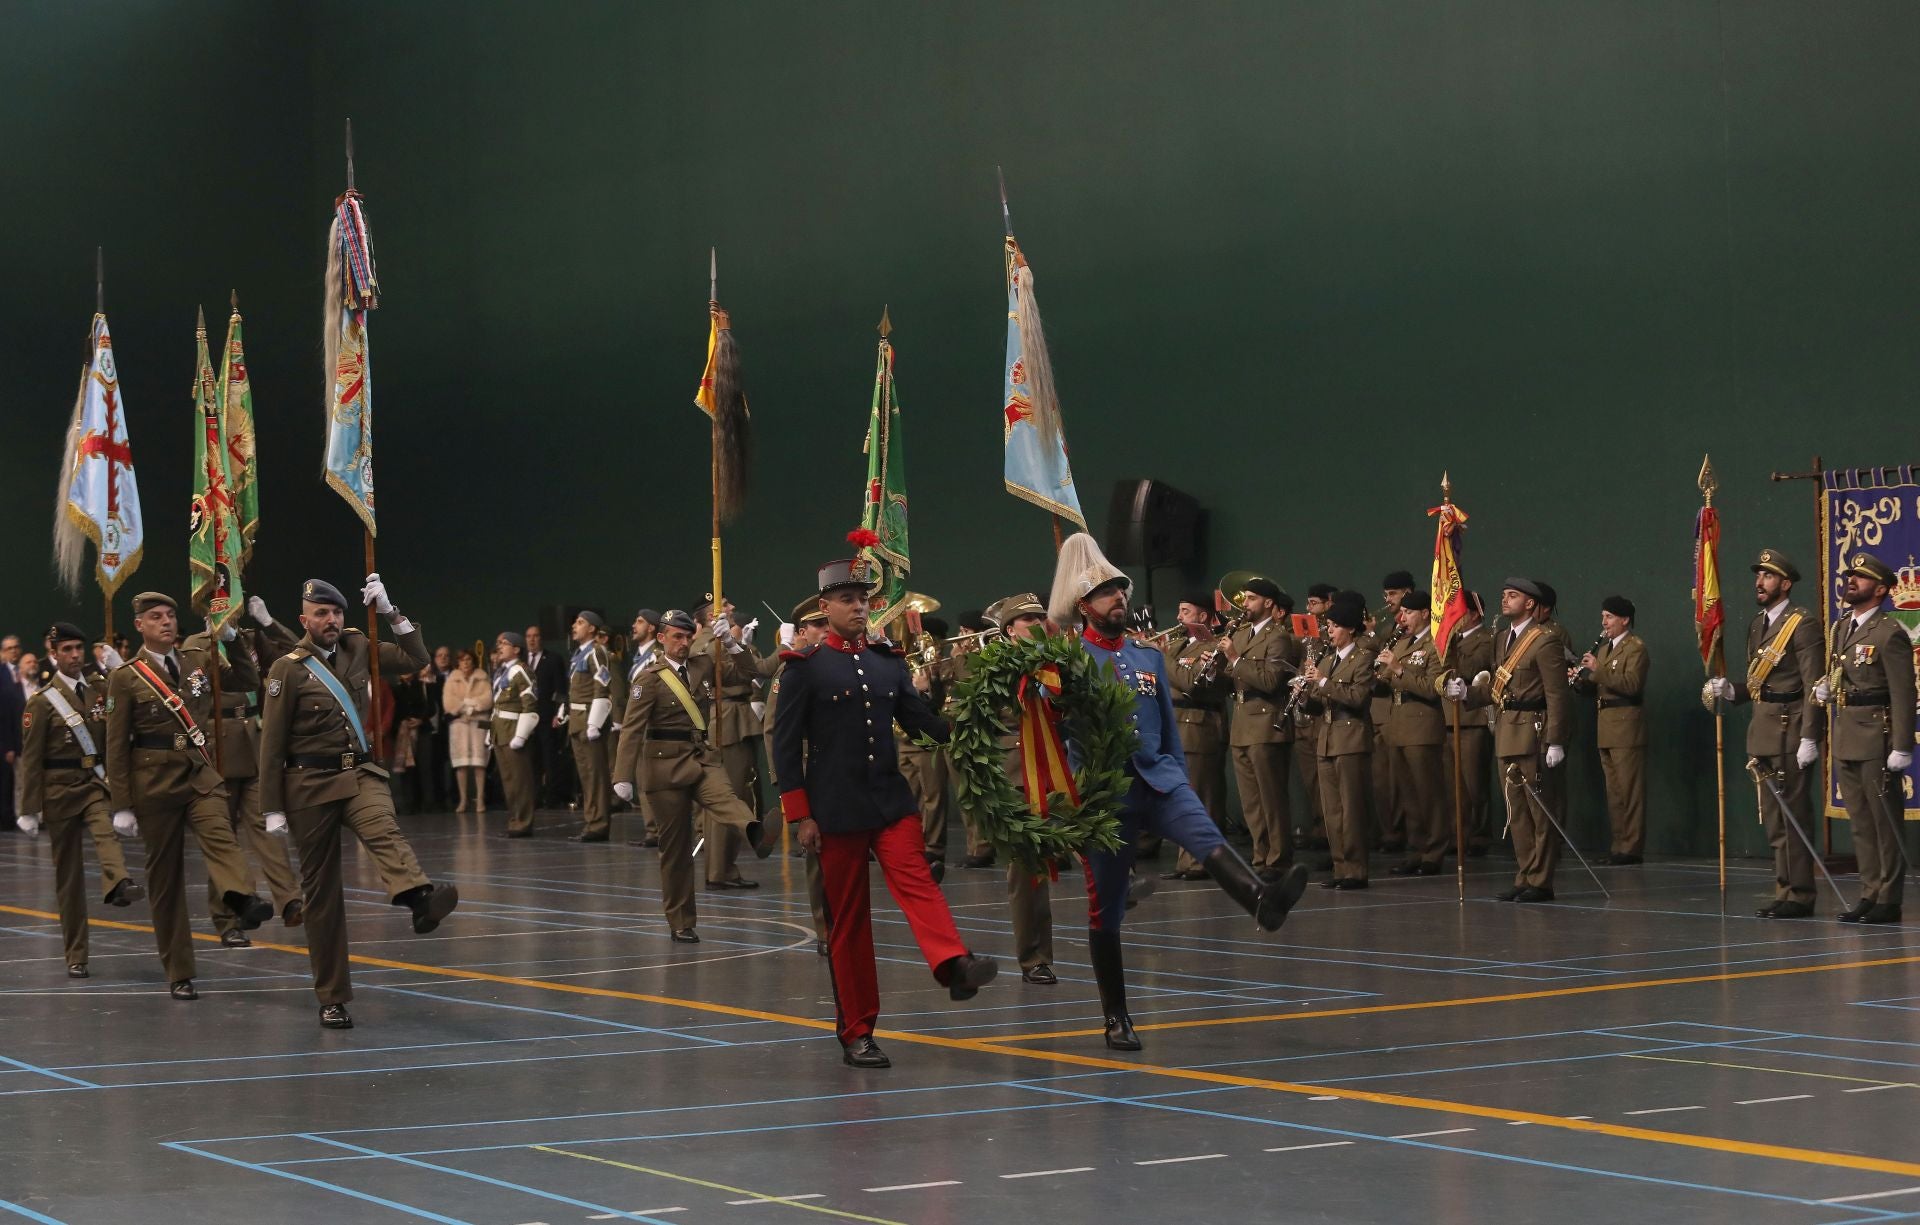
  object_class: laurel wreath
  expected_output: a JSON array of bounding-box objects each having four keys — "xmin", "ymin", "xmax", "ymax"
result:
[{"xmin": 941, "ymin": 632, "xmax": 1135, "ymax": 875}]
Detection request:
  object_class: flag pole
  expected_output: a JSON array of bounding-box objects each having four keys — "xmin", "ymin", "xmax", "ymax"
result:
[
  {"xmin": 1442, "ymin": 473, "xmax": 1466, "ymax": 904},
  {"xmin": 196, "ymin": 304, "xmax": 226, "ymax": 774},
  {"xmin": 345, "ymin": 118, "xmax": 384, "ymax": 765},
  {"xmin": 708, "ymin": 248, "xmax": 727, "ymax": 731},
  {"xmin": 95, "ymin": 245, "xmax": 113, "ymax": 644},
  {"xmin": 1699, "ymin": 454, "xmax": 1726, "ymax": 908}
]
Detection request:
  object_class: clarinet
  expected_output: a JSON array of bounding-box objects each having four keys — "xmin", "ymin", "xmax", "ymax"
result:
[{"xmin": 1570, "ymin": 634, "xmax": 1606, "ymax": 684}]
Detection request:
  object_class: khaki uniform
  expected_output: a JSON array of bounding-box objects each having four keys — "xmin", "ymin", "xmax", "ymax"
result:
[
  {"xmin": 1827, "ymin": 609, "xmax": 1916, "ymax": 907},
  {"xmin": 565, "ymin": 639, "xmax": 615, "ymax": 838},
  {"xmin": 260, "ymin": 626, "xmax": 435, "ymax": 1005},
  {"xmin": 1227, "ymin": 618, "xmax": 1301, "ymax": 872},
  {"xmin": 1728, "ymin": 604, "xmax": 1824, "ymax": 903},
  {"xmin": 1385, "ymin": 629, "xmax": 1448, "ymax": 866},
  {"xmin": 901, "ymin": 662, "xmax": 955, "ymax": 860},
  {"xmin": 1442, "ymin": 625, "xmax": 1497, "ymax": 849},
  {"xmin": 1584, "ymin": 633, "xmax": 1649, "ymax": 857},
  {"xmin": 19, "ymin": 671, "xmax": 130, "ymax": 966},
  {"xmin": 185, "ymin": 622, "xmax": 302, "ymax": 933},
  {"xmin": 1168, "ymin": 630, "xmax": 1230, "ymax": 873},
  {"xmin": 944, "ymin": 651, "xmax": 994, "ymax": 860},
  {"xmin": 1305, "ymin": 643, "xmax": 1376, "ymax": 881},
  {"xmin": 1367, "ymin": 616, "xmax": 1405, "ymax": 848},
  {"xmin": 615, "ymin": 641, "xmax": 663, "ymax": 840},
  {"xmin": 765, "ymin": 655, "xmax": 830, "ymax": 940},
  {"xmin": 1291, "ymin": 633, "xmax": 1331, "ymax": 844},
  {"xmin": 105, "ymin": 643, "xmax": 260, "ymax": 983},
  {"xmin": 707, "ymin": 637, "xmax": 777, "ymax": 883},
  {"xmin": 612, "ymin": 651, "xmax": 759, "ymax": 931},
  {"xmin": 491, "ymin": 660, "xmax": 540, "ymax": 834},
  {"xmin": 1466, "ymin": 620, "xmax": 1573, "ymax": 890}
]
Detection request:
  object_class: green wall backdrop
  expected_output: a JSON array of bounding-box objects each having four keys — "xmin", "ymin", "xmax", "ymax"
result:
[{"xmin": 4, "ymin": 1, "xmax": 1918, "ymax": 855}]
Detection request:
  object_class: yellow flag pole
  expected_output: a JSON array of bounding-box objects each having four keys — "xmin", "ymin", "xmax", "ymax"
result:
[{"xmin": 1700, "ymin": 455, "xmax": 1727, "ymax": 910}]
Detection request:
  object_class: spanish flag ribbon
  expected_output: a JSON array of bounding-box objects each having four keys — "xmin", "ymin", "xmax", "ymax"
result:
[{"xmin": 1017, "ymin": 665, "xmax": 1079, "ymax": 819}]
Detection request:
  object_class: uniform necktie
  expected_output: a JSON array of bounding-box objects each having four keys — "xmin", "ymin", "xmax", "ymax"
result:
[
  {"xmin": 1507, "ymin": 628, "xmax": 1518, "ymax": 653},
  {"xmin": 166, "ymin": 656, "xmax": 180, "ymax": 687},
  {"xmin": 75, "ymin": 680, "xmax": 88, "ymax": 706}
]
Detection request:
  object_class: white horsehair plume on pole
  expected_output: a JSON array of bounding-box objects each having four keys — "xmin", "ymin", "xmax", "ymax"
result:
[
  {"xmin": 51, "ymin": 364, "xmax": 88, "ymax": 594},
  {"xmin": 1047, "ymin": 531, "xmax": 1129, "ymax": 626}
]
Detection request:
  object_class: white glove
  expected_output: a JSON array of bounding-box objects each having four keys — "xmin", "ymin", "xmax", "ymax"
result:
[
  {"xmin": 750, "ymin": 701, "xmax": 766, "ymax": 720},
  {"xmin": 587, "ymin": 726, "xmax": 602, "ymax": 742},
  {"xmin": 1444, "ymin": 677, "xmax": 1467, "ymax": 701},
  {"xmin": 1705, "ymin": 677, "xmax": 1734, "ymax": 701},
  {"xmin": 212, "ymin": 616, "xmax": 238, "ymax": 643},
  {"xmin": 712, "ymin": 613, "xmax": 731, "ymax": 637},
  {"xmin": 96, "ymin": 643, "xmax": 124, "ymax": 670},
  {"xmin": 777, "ymin": 622, "xmax": 795, "ymax": 648},
  {"xmin": 248, "ymin": 594, "xmax": 272, "ymax": 627},
  {"xmin": 1890, "ymin": 750, "xmax": 1913, "ymax": 772},
  {"xmin": 112, "ymin": 810, "xmax": 138, "ymax": 836},
  {"xmin": 1796, "ymin": 738, "xmax": 1819, "ymax": 768},
  {"xmin": 1473, "ymin": 671, "xmax": 1490, "ymax": 687},
  {"xmin": 16, "ymin": 814, "xmax": 39, "ymax": 835},
  {"xmin": 265, "ymin": 813, "xmax": 288, "ymax": 836},
  {"xmin": 509, "ymin": 736, "xmax": 526, "ymax": 750},
  {"xmin": 1813, "ymin": 678, "xmax": 1832, "ymax": 705},
  {"xmin": 614, "ymin": 781, "xmax": 635, "ymax": 802},
  {"xmin": 361, "ymin": 572, "xmax": 394, "ymax": 615},
  {"xmin": 1544, "ymin": 745, "xmax": 1566, "ymax": 768},
  {"xmin": 742, "ymin": 618, "xmax": 760, "ymax": 638}
]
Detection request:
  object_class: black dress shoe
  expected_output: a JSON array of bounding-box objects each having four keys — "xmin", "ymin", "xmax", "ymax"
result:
[
  {"xmin": 1317, "ymin": 877, "xmax": 1343, "ymax": 890},
  {"xmin": 1104, "ymin": 1012, "xmax": 1143, "ymax": 1052},
  {"xmin": 219, "ymin": 928, "xmax": 252, "ymax": 949},
  {"xmin": 1769, "ymin": 900, "xmax": 1814, "ymax": 919},
  {"xmin": 727, "ymin": 877, "xmax": 760, "ymax": 890},
  {"xmin": 283, "ymin": 898, "xmax": 305, "ymax": 928},
  {"xmin": 104, "ymin": 878, "xmax": 143, "ymax": 907},
  {"xmin": 1754, "ymin": 900, "xmax": 1781, "ymax": 918},
  {"xmin": 1021, "ymin": 964, "xmax": 1057, "ymax": 985},
  {"xmin": 319, "ymin": 1003, "xmax": 353, "ymax": 1029},
  {"xmin": 1331, "ymin": 878, "xmax": 1369, "ymax": 891},
  {"xmin": 842, "ymin": 1036, "xmax": 891, "ymax": 1068},
  {"xmin": 1388, "ymin": 860, "xmax": 1423, "ymax": 876},
  {"xmin": 960, "ymin": 853, "xmax": 996, "ymax": 869},
  {"xmin": 170, "ymin": 980, "xmax": 198, "ymax": 1001},
  {"xmin": 814, "ymin": 939, "xmax": 829, "ymax": 957},
  {"xmin": 1838, "ymin": 898, "xmax": 1874, "ymax": 923},
  {"xmin": 1495, "ymin": 885, "xmax": 1523, "ymax": 901},
  {"xmin": 223, "ymin": 892, "xmax": 272, "ymax": 930},
  {"xmin": 1161, "ymin": 868, "xmax": 1210, "ymax": 881},
  {"xmin": 1860, "ymin": 903, "xmax": 1903, "ymax": 924},
  {"xmin": 671, "ymin": 928, "xmax": 700, "ymax": 944},
  {"xmin": 1514, "ymin": 886, "xmax": 1556, "ymax": 903},
  {"xmin": 1125, "ymin": 874, "xmax": 1157, "ymax": 910},
  {"xmin": 67, "ymin": 963, "xmax": 89, "ymax": 979},
  {"xmin": 927, "ymin": 858, "xmax": 946, "ymax": 885},
  {"xmin": 504, "ymin": 827, "xmax": 533, "ymax": 839},
  {"xmin": 406, "ymin": 883, "xmax": 460, "ymax": 934},
  {"xmin": 705, "ymin": 882, "xmax": 735, "ymax": 893},
  {"xmin": 943, "ymin": 953, "xmax": 1000, "ymax": 1000},
  {"xmin": 571, "ymin": 831, "xmax": 610, "ymax": 843},
  {"xmin": 1608, "ymin": 853, "xmax": 1644, "ymax": 866}
]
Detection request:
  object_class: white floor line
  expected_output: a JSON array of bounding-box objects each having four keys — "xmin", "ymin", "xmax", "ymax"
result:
[
  {"xmin": 1000, "ymin": 1167, "xmax": 1095, "ymax": 1179},
  {"xmin": 724, "ymin": 1195, "xmax": 823, "ymax": 1205},
  {"xmin": 1390, "ymin": 1128, "xmax": 1476, "ymax": 1139},
  {"xmin": 1735, "ymin": 1094, "xmax": 1813, "ymax": 1105},
  {"xmin": 1308, "ymin": 1095, "xmax": 1339, "ymax": 1101},
  {"xmin": 864, "ymin": 1181, "xmax": 962, "ymax": 1193},
  {"xmin": 1265, "ymin": 1141, "xmax": 1354, "ymax": 1153},
  {"xmin": 1623, "ymin": 1106, "xmax": 1704, "ymax": 1115},
  {"xmin": 1843, "ymin": 1083, "xmax": 1915, "ymax": 1092},
  {"xmin": 1134, "ymin": 1154, "xmax": 1226, "ymax": 1166},
  {"xmin": 1820, "ymin": 1186, "xmax": 1920, "ymax": 1205}
]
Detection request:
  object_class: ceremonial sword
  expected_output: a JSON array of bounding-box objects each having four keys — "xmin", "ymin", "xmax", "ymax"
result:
[
  {"xmin": 1744, "ymin": 757, "xmax": 1849, "ymax": 908},
  {"xmin": 1503, "ymin": 761, "xmax": 1611, "ymax": 899}
]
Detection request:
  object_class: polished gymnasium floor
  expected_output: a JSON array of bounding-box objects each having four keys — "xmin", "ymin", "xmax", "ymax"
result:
[{"xmin": 3, "ymin": 811, "xmax": 1918, "ymax": 1225}]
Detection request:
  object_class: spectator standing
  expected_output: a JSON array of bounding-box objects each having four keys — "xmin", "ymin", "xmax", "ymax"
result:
[{"xmin": 443, "ymin": 650, "xmax": 494, "ymax": 813}]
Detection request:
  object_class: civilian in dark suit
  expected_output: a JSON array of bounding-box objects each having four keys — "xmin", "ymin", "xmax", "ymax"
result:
[
  {"xmin": 524, "ymin": 624, "xmax": 568, "ymax": 808},
  {"xmin": 0, "ymin": 635, "xmax": 23, "ymax": 828},
  {"xmin": 422, "ymin": 647, "xmax": 450, "ymax": 811}
]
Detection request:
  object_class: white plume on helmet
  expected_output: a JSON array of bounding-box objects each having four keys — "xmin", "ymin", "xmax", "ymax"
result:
[{"xmin": 1048, "ymin": 532, "xmax": 1131, "ymax": 625}]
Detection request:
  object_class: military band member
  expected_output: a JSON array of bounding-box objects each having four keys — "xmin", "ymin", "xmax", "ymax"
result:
[
  {"xmin": 1816, "ymin": 552, "xmax": 1915, "ymax": 924},
  {"xmin": 983, "ymin": 592, "xmax": 1060, "ymax": 985},
  {"xmin": 773, "ymin": 553, "xmax": 998, "ymax": 1068},
  {"xmin": 1381, "ymin": 591, "xmax": 1447, "ymax": 875},
  {"xmin": 1705, "ymin": 550, "xmax": 1825, "ymax": 917},
  {"xmin": 1302, "ymin": 595, "xmax": 1376, "ymax": 888},
  {"xmin": 561, "ymin": 611, "xmax": 615, "ymax": 842},
  {"xmin": 1294, "ymin": 583, "xmax": 1337, "ymax": 849},
  {"xmin": 490, "ymin": 631, "xmax": 541, "ymax": 837},
  {"xmin": 1575, "ymin": 596, "xmax": 1648, "ymax": 865},
  {"xmin": 612, "ymin": 609, "xmax": 774, "ymax": 942},
  {"xmin": 1450, "ymin": 578, "xmax": 1572, "ymax": 902},
  {"xmin": 617, "ymin": 610, "xmax": 664, "ymax": 846},
  {"xmin": 1222, "ymin": 576, "xmax": 1301, "ymax": 879},
  {"xmin": 17, "ymin": 622, "xmax": 142, "ymax": 978},
  {"xmin": 1442, "ymin": 592, "xmax": 1496, "ymax": 855},
  {"xmin": 903, "ymin": 613, "xmax": 955, "ymax": 876},
  {"xmin": 260, "ymin": 576, "xmax": 460, "ymax": 1028},
  {"xmin": 106, "ymin": 591, "xmax": 273, "ymax": 999},
  {"xmin": 1368, "ymin": 571, "xmax": 1415, "ymax": 852},
  {"xmin": 1162, "ymin": 597, "xmax": 1229, "ymax": 881},
  {"xmin": 766, "ymin": 597, "xmax": 833, "ymax": 954},
  {"xmin": 186, "ymin": 594, "xmax": 304, "ymax": 947}
]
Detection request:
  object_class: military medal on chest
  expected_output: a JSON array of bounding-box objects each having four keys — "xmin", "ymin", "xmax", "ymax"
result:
[{"xmin": 187, "ymin": 668, "xmax": 211, "ymax": 698}]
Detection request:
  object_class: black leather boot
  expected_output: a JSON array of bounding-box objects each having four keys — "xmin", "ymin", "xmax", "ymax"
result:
[
  {"xmin": 1203, "ymin": 846, "xmax": 1308, "ymax": 932},
  {"xmin": 1088, "ymin": 929, "xmax": 1141, "ymax": 1051}
]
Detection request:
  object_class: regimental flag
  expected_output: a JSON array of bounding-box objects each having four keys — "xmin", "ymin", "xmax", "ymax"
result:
[
  {"xmin": 323, "ymin": 187, "xmax": 379, "ymax": 535},
  {"xmin": 1693, "ymin": 503, "xmax": 1725, "ymax": 676},
  {"xmin": 189, "ymin": 309, "xmax": 245, "ymax": 633},
  {"xmin": 860, "ymin": 315, "xmax": 910, "ymax": 631},
  {"xmin": 56, "ymin": 313, "xmax": 144, "ymax": 596},
  {"xmin": 1427, "ymin": 491, "xmax": 1470, "ymax": 660},
  {"xmin": 1002, "ymin": 237, "xmax": 1086, "ymax": 530},
  {"xmin": 693, "ymin": 279, "xmax": 750, "ymax": 525},
  {"xmin": 221, "ymin": 300, "xmax": 259, "ymax": 560}
]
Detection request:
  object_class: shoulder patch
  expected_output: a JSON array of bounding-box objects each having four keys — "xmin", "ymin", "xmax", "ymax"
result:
[
  {"xmin": 267, "ymin": 678, "xmax": 283, "ymax": 698},
  {"xmin": 630, "ymin": 682, "xmax": 644, "ymax": 699},
  {"xmin": 19, "ymin": 711, "xmax": 29, "ymax": 731},
  {"xmin": 105, "ymin": 696, "xmax": 115, "ymax": 713}
]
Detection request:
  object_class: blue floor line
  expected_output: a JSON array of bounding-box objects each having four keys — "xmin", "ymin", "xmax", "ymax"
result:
[
  {"xmin": 161, "ymin": 1141, "xmax": 477, "ymax": 1225},
  {"xmin": 0, "ymin": 1199, "xmax": 66, "ymax": 1225}
]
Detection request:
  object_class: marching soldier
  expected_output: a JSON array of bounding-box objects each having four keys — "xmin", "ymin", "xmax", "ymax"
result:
[
  {"xmin": 1162, "ymin": 596, "xmax": 1230, "ymax": 881},
  {"xmin": 105, "ymin": 591, "xmax": 273, "ymax": 998},
  {"xmin": 903, "ymin": 613, "xmax": 955, "ymax": 876},
  {"xmin": 766, "ymin": 597, "xmax": 833, "ymax": 954},
  {"xmin": 1442, "ymin": 592, "xmax": 1497, "ymax": 856},
  {"xmin": 772, "ymin": 551, "xmax": 999, "ymax": 1068},
  {"xmin": 1369, "ymin": 571, "xmax": 1415, "ymax": 852},
  {"xmin": 490, "ymin": 631, "xmax": 540, "ymax": 837},
  {"xmin": 1381, "ymin": 591, "xmax": 1447, "ymax": 875},
  {"xmin": 17, "ymin": 622, "xmax": 143, "ymax": 978},
  {"xmin": 1706, "ymin": 550, "xmax": 1826, "ymax": 917},
  {"xmin": 983, "ymin": 593, "xmax": 1060, "ymax": 985},
  {"xmin": 562, "ymin": 611, "xmax": 615, "ymax": 842},
  {"xmin": 1575, "ymin": 596, "xmax": 1649, "ymax": 865},
  {"xmin": 1301, "ymin": 595, "xmax": 1376, "ymax": 888},
  {"xmin": 259, "ymin": 576, "xmax": 461, "ymax": 1028},
  {"xmin": 1222, "ymin": 576, "xmax": 1301, "ymax": 879},
  {"xmin": 1816, "ymin": 552, "xmax": 1914, "ymax": 924},
  {"xmin": 1450, "ymin": 578, "xmax": 1573, "ymax": 902},
  {"xmin": 705, "ymin": 598, "xmax": 778, "ymax": 890},
  {"xmin": 617, "ymin": 610, "xmax": 663, "ymax": 847},
  {"xmin": 185, "ymin": 594, "xmax": 304, "ymax": 947},
  {"xmin": 612, "ymin": 609, "xmax": 775, "ymax": 942}
]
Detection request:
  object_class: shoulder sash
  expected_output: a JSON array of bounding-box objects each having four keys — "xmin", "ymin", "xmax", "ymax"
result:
[
  {"xmin": 128, "ymin": 660, "xmax": 214, "ymax": 766},
  {"xmin": 1747, "ymin": 611, "xmax": 1805, "ymax": 689},
  {"xmin": 41, "ymin": 683, "xmax": 104, "ymax": 779},
  {"xmin": 298, "ymin": 656, "xmax": 371, "ymax": 754},
  {"xmin": 1490, "ymin": 625, "xmax": 1550, "ymax": 704},
  {"xmin": 653, "ymin": 665, "xmax": 709, "ymax": 734}
]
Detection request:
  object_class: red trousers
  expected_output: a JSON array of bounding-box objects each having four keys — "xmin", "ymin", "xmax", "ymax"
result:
[{"xmin": 818, "ymin": 815, "xmax": 968, "ymax": 1043}]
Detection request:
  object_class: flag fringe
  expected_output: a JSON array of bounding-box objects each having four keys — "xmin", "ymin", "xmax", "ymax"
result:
[
  {"xmin": 1013, "ymin": 262, "xmax": 1066, "ymax": 458},
  {"xmin": 711, "ymin": 313, "xmax": 750, "ymax": 524},
  {"xmin": 51, "ymin": 365, "xmax": 88, "ymax": 595}
]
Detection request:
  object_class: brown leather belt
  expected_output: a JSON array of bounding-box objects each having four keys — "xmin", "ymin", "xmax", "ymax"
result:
[
  {"xmin": 133, "ymin": 732, "xmax": 203, "ymax": 751},
  {"xmin": 45, "ymin": 757, "xmax": 95, "ymax": 770},
  {"xmin": 648, "ymin": 730, "xmax": 697, "ymax": 742}
]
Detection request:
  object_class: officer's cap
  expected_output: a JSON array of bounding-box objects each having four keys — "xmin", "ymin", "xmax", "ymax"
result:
[
  {"xmin": 817, "ymin": 556, "xmax": 879, "ymax": 596},
  {"xmin": 789, "ymin": 597, "xmax": 828, "ymax": 627},
  {"xmin": 693, "ymin": 592, "xmax": 716, "ymax": 612},
  {"xmin": 984, "ymin": 593, "xmax": 1047, "ymax": 629},
  {"xmin": 1601, "ymin": 595, "xmax": 1636, "ymax": 619},
  {"xmin": 659, "ymin": 609, "xmax": 699, "ymax": 634},
  {"xmin": 575, "ymin": 609, "xmax": 606, "ymax": 631},
  {"xmin": 1843, "ymin": 552, "xmax": 1897, "ymax": 587},
  {"xmin": 300, "ymin": 579, "xmax": 348, "ymax": 610},
  {"xmin": 498, "ymin": 630, "xmax": 525, "ymax": 650},
  {"xmin": 47, "ymin": 621, "xmax": 87, "ymax": 646},
  {"xmin": 1501, "ymin": 577, "xmax": 1545, "ymax": 602},
  {"xmin": 132, "ymin": 591, "xmax": 177, "ymax": 615},
  {"xmin": 1752, "ymin": 549, "xmax": 1800, "ymax": 582},
  {"xmin": 634, "ymin": 608, "xmax": 661, "ymax": 628}
]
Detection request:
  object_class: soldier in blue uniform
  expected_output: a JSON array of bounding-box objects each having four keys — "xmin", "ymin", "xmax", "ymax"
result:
[
  {"xmin": 1049, "ymin": 534, "xmax": 1311, "ymax": 1050},
  {"xmin": 771, "ymin": 544, "xmax": 1000, "ymax": 1068}
]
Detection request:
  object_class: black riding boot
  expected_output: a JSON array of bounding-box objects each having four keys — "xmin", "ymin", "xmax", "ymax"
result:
[
  {"xmin": 1087, "ymin": 929, "xmax": 1142, "ymax": 1051},
  {"xmin": 1204, "ymin": 845, "xmax": 1309, "ymax": 931}
]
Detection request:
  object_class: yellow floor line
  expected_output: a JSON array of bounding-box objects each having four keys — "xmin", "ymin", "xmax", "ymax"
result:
[
  {"xmin": 10, "ymin": 903, "xmax": 1920, "ymax": 1178},
  {"xmin": 1624, "ymin": 1053, "xmax": 1917, "ymax": 1088},
  {"xmin": 534, "ymin": 1147, "xmax": 908, "ymax": 1225},
  {"xmin": 977, "ymin": 953, "xmax": 1920, "ymax": 1042}
]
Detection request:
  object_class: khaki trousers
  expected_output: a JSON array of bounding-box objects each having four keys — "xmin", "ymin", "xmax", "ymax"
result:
[
  {"xmin": 805, "ymin": 851, "xmax": 829, "ymax": 941},
  {"xmin": 649, "ymin": 755, "xmax": 756, "ymax": 930},
  {"xmin": 1599, "ymin": 745, "xmax": 1646, "ymax": 857},
  {"xmin": 570, "ymin": 732, "xmax": 612, "ymax": 837},
  {"xmin": 1174, "ymin": 745, "xmax": 1228, "ymax": 873},
  {"xmin": 288, "ymin": 772, "xmax": 432, "ymax": 1004},
  {"xmin": 1008, "ymin": 865, "xmax": 1054, "ymax": 969},
  {"xmin": 707, "ymin": 739, "xmax": 762, "ymax": 884},
  {"xmin": 495, "ymin": 737, "xmax": 536, "ymax": 834},
  {"xmin": 1371, "ymin": 722, "xmax": 1400, "ymax": 845},
  {"xmin": 1232, "ymin": 741, "xmax": 1293, "ymax": 871},
  {"xmin": 136, "ymin": 784, "xmax": 254, "ymax": 984},
  {"xmin": 1754, "ymin": 752, "xmax": 1816, "ymax": 903},
  {"xmin": 1292, "ymin": 736, "xmax": 1323, "ymax": 842},
  {"xmin": 1395, "ymin": 743, "xmax": 1447, "ymax": 865},
  {"xmin": 902, "ymin": 743, "xmax": 953, "ymax": 859},
  {"xmin": 1448, "ymin": 726, "xmax": 1493, "ymax": 847},
  {"xmin": 209, "ymin": 774, "xmax": 300, "ymax": 933},
  {"xmin": 1838, "ymin": 758, "xmax": 1908, "ymax": 907},
  {"xmin": 45, "ymin": 789, "xmax": 128, "ymax": 966},
  {"xmin": 1318, "ymin": 752, "xmax": 1370, "ymax": 881},
  {"xmin": 1500, "ymin": 756, "xmax": 1561, "ymax": 889}
]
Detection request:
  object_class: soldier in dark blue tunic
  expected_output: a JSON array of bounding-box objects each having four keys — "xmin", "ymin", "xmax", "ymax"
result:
[{"xmin": 772, "ymin": 550, "xmax": 1000, "ymax": 1068}]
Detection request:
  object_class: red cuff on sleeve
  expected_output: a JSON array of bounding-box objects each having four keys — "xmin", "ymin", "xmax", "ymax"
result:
[{"xmin": 780, "ymin": 788, "xmax": 812, "ymax": 822}]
